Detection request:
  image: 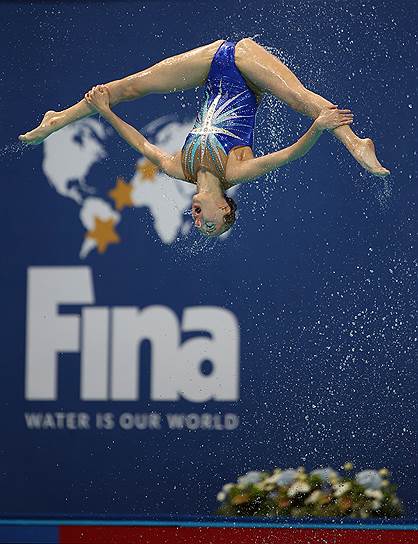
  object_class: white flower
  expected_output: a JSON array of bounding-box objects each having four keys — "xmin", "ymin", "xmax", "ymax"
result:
[
  {"xmin": 355, "ymin": 470, "xmax": 383, "ymax": 490},
  {"xmin": 222, "ymin": 483, "xmax": 234, "ymax": 493},
  {"xmin": 365, "ymin": 489, "xmax": 383, "ymax": 500},
  {"xmin": 274, "ymin": 469, "xmax": 299, "ymax": 486},
  {"xmin": 305, "ymin": 490, "xmax": 322, "ymax": 505},
  {"xmin": 311, "ymin": 467, "xmax": 340, "ymax": 483},
  {"xmin": 287, "ymin": 482, "xmax": 311, "ymax": 497},
  {"xmin": 237, "ymin": 471, "xmax": 264, "ymax": 486},
  {"xmin": 371, "ymin": 499, "xmax": 382, "ymax": 511},
  {"xmin": 217, "ymin": 491, "xmax": 226, "ymax": 502},
  {"xmin": 333, "ymin": 482, "xmax": 352, "ymax": 497}
]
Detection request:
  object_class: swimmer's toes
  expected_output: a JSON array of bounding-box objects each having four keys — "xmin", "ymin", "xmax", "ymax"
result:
[
  {"xmin": 18, "ymin": 110, "xmax": 59, "ymax": 144},
  {"xmin": 18, "ymin": 131, "xmax": 46, "ymax": 145},
  {"xmin": 376, "ymin": 167, "xmax": 391, "ymax": 177}
]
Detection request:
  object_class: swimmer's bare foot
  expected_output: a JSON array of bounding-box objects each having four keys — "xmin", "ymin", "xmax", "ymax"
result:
[
  {"xmin": 352, "ymin": 137, "xmax": 390, "ymax": 177},
  {"xmin": 18, "ymin": 110, "xmax": 61, "ymax": 145}
]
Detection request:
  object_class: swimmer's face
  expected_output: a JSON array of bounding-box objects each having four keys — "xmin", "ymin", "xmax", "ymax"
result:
[{"xmin": 191, "ymin": 193, "xmax": 230, "ymax": 237}]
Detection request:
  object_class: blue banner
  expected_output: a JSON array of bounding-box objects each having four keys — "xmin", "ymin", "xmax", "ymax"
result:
[{"xmin": 0, "ymin": 0, "xmax": 416, "ymax": 522}]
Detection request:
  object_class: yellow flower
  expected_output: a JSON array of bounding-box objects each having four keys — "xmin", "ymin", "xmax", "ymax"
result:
[
  {"xmin": 379, "ymin": 468, "xmax": 390, "ymax": 477},
  {"xmin": 338, "ymin": 496, "xmax": 353, "ymax": 513},
  {"xmin": 231, "ymin": 493, "xmax": 250, "ymax": 505},
  {"xmin": 343, "ymin": 462, "xmax": 353, "ymax": 471}
]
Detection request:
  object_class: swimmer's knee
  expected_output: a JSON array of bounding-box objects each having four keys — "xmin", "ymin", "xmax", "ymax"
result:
[
  {"xmin": 236, "ymin": 37, "xmax": 257, "ymax": 50},
  {"xmin": 235, "ymin": 37, "xmax": 257, "ymax": 62},
  {"xmin": 237, "ymin": 37, "xmax": 255, "ymax": 45}
]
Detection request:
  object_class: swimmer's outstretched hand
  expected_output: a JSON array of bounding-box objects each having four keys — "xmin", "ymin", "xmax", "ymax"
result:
[
  {"xmin": 314, "ymin": 105, "xmax": 354, "ymax": 131},
  {"xmin": 84, "ymin": 84, "xmax": 111, "ymax": 114}
]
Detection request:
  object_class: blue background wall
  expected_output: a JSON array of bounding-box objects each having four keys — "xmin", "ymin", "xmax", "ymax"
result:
[{"xmin": 0, "ymin": 0, "xmax": 416, "ymax": 521}]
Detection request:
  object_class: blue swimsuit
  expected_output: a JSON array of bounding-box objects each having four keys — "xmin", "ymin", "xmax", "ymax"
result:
[{"xmin": 181, "ymin": 40, "xmax": 259, "ymax": 183}]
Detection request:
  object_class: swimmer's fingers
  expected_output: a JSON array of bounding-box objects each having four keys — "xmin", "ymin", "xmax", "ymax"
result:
[
  {"xmin": 338, "ymin": 119, "xmax": 354, "ymax": 126},
  {"xmin": 93, "ymin": 85, "xmax": 110, "ymax": 104},
  {"xmin": 335, "ymin": 111, "xmax": 354, "ymax": 125},
  {"xmin": 84, "ymin": 85, "xmax": 110, "ymax": 111},
  {"xmin": 97, "ymin": 84, "xmax": 110, "ymax": 95},
  {"xmin": 335, "ymin": 110, "xmax": 352, "ymax": 118},
  {"xmin": 90, "ymin": 84, "xmax": 110, "ymax": 96},
  {"xmin": 319, "ymin": 108, "xmax": 354, "ymax": 130},
  {"xmin": 339, "ymin": 114, "xmax": 354, "ymax": 122},
  {"xmin": 84, "ymin": 90, "xmax": 95, "ymax": 106}
]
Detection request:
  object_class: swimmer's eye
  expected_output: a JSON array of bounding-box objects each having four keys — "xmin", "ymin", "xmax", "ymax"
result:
[{"xmin": 194, "ymin": 207, "xmax": 201, "ymax": 213}]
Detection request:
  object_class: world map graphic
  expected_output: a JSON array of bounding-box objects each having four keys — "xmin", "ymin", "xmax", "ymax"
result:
[{"xmin": 42, "ymin": 116, "xmax": 238, "ymax": 258}]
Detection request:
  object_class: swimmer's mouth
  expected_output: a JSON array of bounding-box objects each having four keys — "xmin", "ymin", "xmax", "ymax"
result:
[{"xmin": 205, "ymin": 222, "xmax": 216, "ymax": 232}]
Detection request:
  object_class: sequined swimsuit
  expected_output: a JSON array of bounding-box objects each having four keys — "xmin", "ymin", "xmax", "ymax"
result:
[{"xmin": 181, "ymin": 40, "xmax": 259, "ymax": 184}]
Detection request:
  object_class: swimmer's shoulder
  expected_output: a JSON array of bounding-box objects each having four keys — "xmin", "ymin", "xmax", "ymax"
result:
[
  {"xmin": 161, "ymin": 149, "xmax": 195, "ymax": 184},
  {"xmin": 224, "ymin": 146, "xmax": 254, "ymax": 187}
]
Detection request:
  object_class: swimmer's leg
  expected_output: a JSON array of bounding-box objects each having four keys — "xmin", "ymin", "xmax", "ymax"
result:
[
  {"xmin": 19, "ymin": 40, "xmax": 225, "ymax": 145},
  {"xmin": 235, "ymin": 38, "xmax": 389, "ymax": 176}
]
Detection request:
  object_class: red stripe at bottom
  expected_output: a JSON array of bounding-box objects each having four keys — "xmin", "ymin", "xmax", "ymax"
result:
[{"xmin": 60, "ymin": 526, "xmax": 418, "ymax": 544}]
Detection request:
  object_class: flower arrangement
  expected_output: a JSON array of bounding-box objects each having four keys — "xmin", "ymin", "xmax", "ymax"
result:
[{"xmin": 215, "ymin": 464, "xmax": 403, "ymax": 518}]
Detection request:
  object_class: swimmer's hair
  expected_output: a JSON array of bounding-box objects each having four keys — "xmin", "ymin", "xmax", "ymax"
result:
[{"xmin": 222, "ymin": 194, "xmax": 237, "ymax": 233}]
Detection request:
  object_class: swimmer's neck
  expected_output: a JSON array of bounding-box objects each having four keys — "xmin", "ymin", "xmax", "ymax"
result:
[{"xmin": 196, "ymin": 167, "xmax": 224, "ymax": 198}]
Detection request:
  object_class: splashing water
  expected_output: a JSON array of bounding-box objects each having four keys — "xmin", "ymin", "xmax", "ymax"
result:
[
  {"xmin": 0, "ymin": 141, "xmax": 37, "ymax": 161},
  {"xmin": 232, "ymin": 42, "xmax": 395, "ymax": 212}
]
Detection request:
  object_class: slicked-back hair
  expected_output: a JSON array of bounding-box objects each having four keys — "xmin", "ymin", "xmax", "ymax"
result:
[{"xmin": 223, "ymin": 194, "xmax": 237, "ymax": 232}]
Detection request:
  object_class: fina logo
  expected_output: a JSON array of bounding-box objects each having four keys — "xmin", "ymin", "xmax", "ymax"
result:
[{"xmin": 25, "ymin": 267, "xmax": 240, "ymax": 402}]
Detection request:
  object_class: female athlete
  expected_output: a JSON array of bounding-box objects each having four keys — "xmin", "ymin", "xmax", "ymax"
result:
[{"xmin": 18, "ymin": 38, "xmax": 389, "ymax": 236}]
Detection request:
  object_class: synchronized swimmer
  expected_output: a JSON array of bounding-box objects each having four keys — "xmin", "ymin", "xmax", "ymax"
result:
[{"xmin": 19, "ymin": 38, "xmax": 390, "ymax": 236}]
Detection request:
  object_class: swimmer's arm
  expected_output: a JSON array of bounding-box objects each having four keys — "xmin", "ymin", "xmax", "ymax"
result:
[
  {"xmin": 226, "ymin": 106, "xmax": 353, "ymax": 185},
  {"xmin": 100, "ymin": 109, "xmax": 187, "ymax": 180},
  {"xmin": 226, "ymin": 121, "xmax": 324, "ymax": 184}
]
